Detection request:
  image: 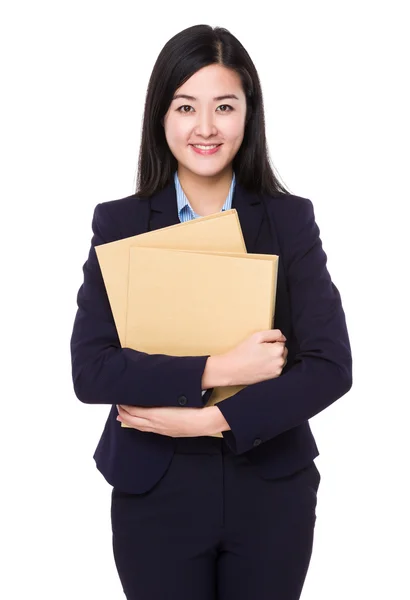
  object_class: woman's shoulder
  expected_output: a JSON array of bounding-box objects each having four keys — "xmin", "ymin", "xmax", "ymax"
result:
[
  {"xmin": 92, "ymin": 193, "xmax": 149, "ymax": 242},
  {"xmin": 98, "ymin": 191, "xmax": 148, "ymax": 214},
  {"xmin": 263, "ymin": 189, "xmax": 313, "ymax": 206},
  {"xmin": 262, "ymin": 190, "xmax": 315, "ymax": 225}
]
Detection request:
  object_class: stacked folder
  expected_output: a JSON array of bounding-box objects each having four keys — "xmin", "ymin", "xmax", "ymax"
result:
[{"xmin": 95, "ymin": 209, "xmax": 279, "ymax": 437}]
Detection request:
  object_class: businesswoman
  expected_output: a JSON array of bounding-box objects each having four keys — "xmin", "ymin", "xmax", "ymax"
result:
[{"xmin": 70, "ymin": 24, "xmax": 352, "ymax": 600}]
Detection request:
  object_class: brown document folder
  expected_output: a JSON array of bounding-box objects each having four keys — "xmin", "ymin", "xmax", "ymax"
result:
[
  {"xmin": 124, "ymin": 247, "xmax": 279, "ymax": 437},
  {"xmin": 95, "ymin": 209, "xmax": 246, "ymax": 347}
]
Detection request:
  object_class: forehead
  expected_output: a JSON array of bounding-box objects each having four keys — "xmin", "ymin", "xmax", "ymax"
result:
[{"xmin": 174, "ymin": 64, "xmax": 243, "ymax": 98}]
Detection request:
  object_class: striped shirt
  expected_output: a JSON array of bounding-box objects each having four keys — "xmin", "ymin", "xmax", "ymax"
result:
[
  {"xmin": 174, "ymin": 170, "xmax": 236, "ymax": 221},
  {"xmin": 174, "ymin": 170, "xmax": 236, "ymax": 397}
]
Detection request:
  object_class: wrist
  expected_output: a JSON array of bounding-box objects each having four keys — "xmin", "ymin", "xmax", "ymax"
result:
[
  {"xmin": 202, "ymin": 354, "xmax": 235, "ymax": 388},
  {"xmin": 202, "ymin": 406, "xmax": 231, "ymax": 435}
]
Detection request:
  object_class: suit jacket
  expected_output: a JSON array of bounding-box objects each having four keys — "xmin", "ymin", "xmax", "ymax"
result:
[{"xmin": 70, "ymin": 179, "xmax": 353, "ymax": 494}]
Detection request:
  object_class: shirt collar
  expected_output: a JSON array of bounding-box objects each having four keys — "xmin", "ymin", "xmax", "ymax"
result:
[{"xmin": 174, "ymin": 170, "xmax": 236, "ymax": 219}]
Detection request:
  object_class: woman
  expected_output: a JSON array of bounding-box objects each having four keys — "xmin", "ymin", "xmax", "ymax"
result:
[{"xmin": 70, "ymin": 24, "xmax": 352, "ymax": 600}]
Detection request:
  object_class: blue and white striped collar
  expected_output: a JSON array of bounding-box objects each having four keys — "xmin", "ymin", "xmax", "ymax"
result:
[{"xmin": 174, "ymin": 170, "xmax": 236, "ymax": 220}]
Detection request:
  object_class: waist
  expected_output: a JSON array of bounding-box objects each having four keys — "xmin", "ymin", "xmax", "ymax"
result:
[{"xmin": 174, "ymin": 435, "xmax": 230, "ymax": 454}]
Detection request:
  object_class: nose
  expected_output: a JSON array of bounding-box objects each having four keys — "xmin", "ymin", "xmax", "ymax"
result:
[{"xmin": 194, "ymin": 109, "xmax": 218, "ymax": 137}]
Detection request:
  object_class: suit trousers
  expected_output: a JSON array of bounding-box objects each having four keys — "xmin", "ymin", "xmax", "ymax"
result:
[{"xmin": 110, "ymin": 435, "xmax": 321, "ymax": 600}]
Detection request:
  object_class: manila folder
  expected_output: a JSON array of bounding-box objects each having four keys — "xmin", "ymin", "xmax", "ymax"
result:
[
  {"xmin": 124, "ymin": 247, "xmax": 279, "ymax": 437},
  {"xmin": 95, "ymin": 209, "xmax": 246, "ymax": 347}
]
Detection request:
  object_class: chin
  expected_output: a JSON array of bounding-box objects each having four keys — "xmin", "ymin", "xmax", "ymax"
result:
[
  {"xmin": 193, "ymin": 168, "xmax": 226, "ymax": 179},
  {"xmin": 184, "ymin": 161, "xmax": 230, "ymax": 177}
]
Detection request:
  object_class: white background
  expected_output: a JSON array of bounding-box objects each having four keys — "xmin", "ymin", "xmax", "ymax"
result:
[{"xmin": 2, "ymin": 1, "xmax": 409, "ymax": 598}]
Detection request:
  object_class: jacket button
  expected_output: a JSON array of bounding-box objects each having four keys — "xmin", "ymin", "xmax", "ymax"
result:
[
  {"xmin": 177, "ymin": 395, "xmax": 188, "ymax": 406},
  {"xmin": 253, "ymin": 438, "xmax": 262, "ymax": 447}
]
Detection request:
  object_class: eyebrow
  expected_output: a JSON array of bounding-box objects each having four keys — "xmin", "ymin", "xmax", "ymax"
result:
[{"xmin": 172, "ymin": 94, "xmax": 240, "ymax": 102}]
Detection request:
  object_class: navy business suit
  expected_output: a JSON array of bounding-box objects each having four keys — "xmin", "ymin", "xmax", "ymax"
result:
[{"xmin": 70, "ymin": 179, "xmax": 352, "ymax": 495}]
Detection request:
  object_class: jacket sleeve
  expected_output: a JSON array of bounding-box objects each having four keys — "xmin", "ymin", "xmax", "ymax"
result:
[
  {"xmin": 217, "ymin": 196, "xmax": 353, "ymax": 455},
  {"xmin": 70, "ymin": 202, "xmax": 211, "ymax": 406}
]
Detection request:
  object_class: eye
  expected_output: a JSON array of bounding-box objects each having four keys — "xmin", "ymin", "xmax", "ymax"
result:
[
  {"xmin": 177, "ymin": 105, "xmax": 194, "ymax": 113},
  {"xmin": 216, "ymin": 105, "xmax": 233, "ymax": 113},
  {"xmin": 176, "ymin": 104, "xmax": 234, "ymax": 114}
]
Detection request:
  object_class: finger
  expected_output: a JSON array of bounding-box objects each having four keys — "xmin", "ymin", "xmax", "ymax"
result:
[
  {"xmin": 118, "ymin": 406, "xmax": 135, "ymax": 420},
  {"xmin": 256, "ymin": 329, "xmax": 287, "ymax": 343},
  {"xmin": 268, "ymin": 343, "xmax": 285, "ymax": 359},
  {"xmin": 119, "ymin": 404, "xmax": 138, "ymax": 415},
  {"xmin": 271, "ymin": 341, "xmax": 285, "ymax": 352}
]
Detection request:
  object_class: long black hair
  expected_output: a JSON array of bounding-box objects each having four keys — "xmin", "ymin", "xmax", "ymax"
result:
[{"xmin": 135, "ymin": 24, "xmax": 291, "ymax": 197}]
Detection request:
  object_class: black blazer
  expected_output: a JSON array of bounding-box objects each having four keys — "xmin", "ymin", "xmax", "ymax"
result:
[{"xmin": 70, "ymin": 179, "xmax": 352, "ymax": 494}]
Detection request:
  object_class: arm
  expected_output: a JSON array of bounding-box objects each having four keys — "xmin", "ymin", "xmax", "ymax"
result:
[
  {"xmin": 216, "ymin": 196, "xmax": 353, "ymax": 454},
  {"xmin": 70, "ymin": 203, "xmax": 218, "ymax": 407}
]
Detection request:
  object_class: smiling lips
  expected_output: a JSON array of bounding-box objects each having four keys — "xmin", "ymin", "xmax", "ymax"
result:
[{"xmin": 190, "ymin": 143, "xmax": 222, "ymax": 155}]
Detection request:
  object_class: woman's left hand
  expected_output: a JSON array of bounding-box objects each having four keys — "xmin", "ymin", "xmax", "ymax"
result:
[{"xmin": 116, "ymin": 404, "xmax": 208, "ymax": 437}]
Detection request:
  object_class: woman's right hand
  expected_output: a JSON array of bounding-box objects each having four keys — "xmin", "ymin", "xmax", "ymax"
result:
[{"xmin": 220, "ymin": 329, "xmax": 288, "ymax": 386}]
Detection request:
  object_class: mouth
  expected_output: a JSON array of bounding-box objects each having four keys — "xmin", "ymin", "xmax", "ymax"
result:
[{"xmin": 189, "ymin": 143, "xmax": 223, "ymax": 156}]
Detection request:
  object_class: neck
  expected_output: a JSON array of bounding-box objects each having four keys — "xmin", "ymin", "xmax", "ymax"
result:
[{"xmin": 177, "ymin": 166, "xmax": 233, "ymax": 216}]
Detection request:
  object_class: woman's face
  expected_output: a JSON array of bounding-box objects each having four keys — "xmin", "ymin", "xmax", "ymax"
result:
[{"xmin": 163, "ymin": 64, "xmax": 247, "ymax": 179}]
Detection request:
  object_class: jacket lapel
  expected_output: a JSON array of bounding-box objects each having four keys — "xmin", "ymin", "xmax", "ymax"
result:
[
  {"xmin": 148, "ymin": 179, "xmax": 181, "ymax": 231},
  {"xmin": 231, "ymin": 182, "xmax": 264, "ymax": 254},
  {"xmin": 147, "ymin": 178, "xmax": 265, "ymax": 253}
]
